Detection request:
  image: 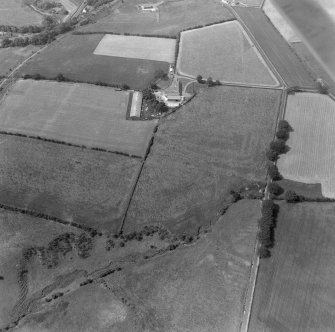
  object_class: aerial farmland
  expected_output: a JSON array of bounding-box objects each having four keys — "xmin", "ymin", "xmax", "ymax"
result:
[{"xmin": 0, "ymin": 0, "xmax": 333, "ymax": 331}]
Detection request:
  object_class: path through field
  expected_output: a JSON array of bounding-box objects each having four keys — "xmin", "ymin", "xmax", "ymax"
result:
[{"xmin": 278, "ymin": 93, "xmax": 335, "ymax": 198}]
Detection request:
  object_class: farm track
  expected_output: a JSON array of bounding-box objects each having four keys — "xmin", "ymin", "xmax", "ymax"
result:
[{"xmin": 232, "ymin": 7, "xmax": 316, "ymax": 89}]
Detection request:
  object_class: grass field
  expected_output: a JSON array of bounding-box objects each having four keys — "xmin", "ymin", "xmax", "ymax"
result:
[
  {"xmin": 277, "ymin": 93, "xmax": 335, "ymax": 198},
  {"xmin": 0, "ymin": 80, "xmax": 157, "ymax": 157},
  {"xmin": 263, "ymin": 0, "xmax": 300, "ymax": 42},
  {"xmin": 14, "ymin": 200, "xmax": 260, "ymax": 332},
  {"xmin": 0, "ymin": 46, "xmax": 41, "ymax": 78},
  {"xmin": 124, "ymin": 86, "xmax": 282, "ymax": 234},
  {"xmin": 177, "ymin": 21, "xmax": 278, "ymax": 86},
  {"xmin": 0, "ymin": 210, "xmax": 82, "ymax": 329},
  {"xmin": 94, "ymin": 34, "xmax": 176, "ymax": 62},
  {"xmin": 249, "ymin": 202, "xmax": 335, "ymax": 332},
  {"xmin": 0, "ymin": 134, "xmax": 141, "ymax": 232},
  {"xmin": 79, "ymin": 0, "xmax": 234, "ymax": 35},
  {"xmin": 0, "ymin": 0, "xmax": 43, "ymax": 26},
  {"xmin": 234, "ymin": 7, "xmax": 316, "ymax": 88},
  {"xmin": 19, "ymin": 34, "xmax": 169, "ymax": 90}
]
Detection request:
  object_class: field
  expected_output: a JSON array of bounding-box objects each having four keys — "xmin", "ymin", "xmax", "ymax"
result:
[
  {"xmin": 0, "ymin": 134, "xmax": 141, "ymax": 232},
  {"xmin": 177, "ymin": 21, "xmax": 278, "ymax": 86},
  {"xmin": 79, "ymin": 0, "xmax": 234, "ymax": 35},
  {"xmin": 0, "ymin": 46, "xmax": 41, "ymax": 78},
  {"xmin": 277, "ymin": 93, "xmax": 335, "ymax": 198},
  {"xmin": 234, "ymin": 7, "xmax": 316, "ymax": 88},
  {"xmin": 0, "ymin": 0, "xmax": 43, "ymax": 26},
  {"xmin": 249, "ymin": 202, "xmax": 335, "ymax": 332},
  {"xmin": 0, "ymin": 80, "xmax": 158, "ymax": 157},
  {"xmin": 124, "ymin": 86, "xmax": 282, "ymax": 234},
  {"xmin": 13, "ymin": 200, "xmax": 260, "ymax": 332},
  {"xmin": 293, "ymin": 42, "xmax": 335, "ymax": 96},
  {"xmin": 19, "ymin": 33, "xmax": 169, "ymax": 90},
  {"xmin": 94, "ymin": 34, "xmax": 176, "ymax": 63},
  {"xmin": 263, "ymin": 0, "xmax": 300, "ymax": 42},
  {"xmin": 0, "ymin": 210, "xmax": 82, "ymax": 329}
]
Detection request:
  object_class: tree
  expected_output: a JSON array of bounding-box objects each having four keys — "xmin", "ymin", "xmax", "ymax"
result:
[
  {"xmin": 266, "ymin": 149, "xmax": 279, "ymax": 161},
  {"xmin": 196, "ymin": 75, "xmax": 203, "ymax": 83},
  {"xmin": 285, "ymin": 190, "xmax": 300, "ymax": 203},
  {"xmin": 268, "ymin": 182, "xmax": 283, "ymax": 196},
  {"xmin": 276, "ymin": 128, "xmax": 289, "ymax": 141},
  {"xmin": 207, "ymin": 77, "xmax": 214, "ymax": 87},
  {"xmin": 268, "ymin": 164, "xmax": 281, "ymax": 180},
  {"xmin": 270, "ymin": 139, "xmax": 287, "ymax": 154},
  {"xmin": 278, "ymin": 120, "xmax": 291, "ymax": 132},
  {"xmin": 258, "ymin": 245, "xmax": 271, "ymax": 258}
]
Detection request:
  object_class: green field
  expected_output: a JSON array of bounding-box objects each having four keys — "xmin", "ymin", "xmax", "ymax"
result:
[
  {"xmin": 0, "ymin": 134, "xmax": 141, "ymax": 233},
  {"xmin": 80, "ymin": 0, "xmax": 234, "ymax": 35},
  {"xmin": 13, "ymin": 200, "xmax": 260, "ymax": 332},
  {"xmin": 0, "ymin": 0, "xmax": 43, "ymax": 26},
  {"xmin": 20, "ymin": 34, "xmax": 169, "ymax": 90},
  {"xmin": 249, "ymin": 202, "xmax": 335, "ymax": 332},
  {"xmin": 0, "ymin": 80, "xmax": 158, "ymax": 157},
  {"xmin": 177, "ymin": 21, "xmax": 278, "ymax": 86},
  {"xmin": 124, "ymin": 86, "xmax": 282, "ymax": 234}
]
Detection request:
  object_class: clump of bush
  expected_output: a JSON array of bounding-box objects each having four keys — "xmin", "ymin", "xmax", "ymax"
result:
[
  {"xmin": 267, "ymin": 163, "xmax": 281, "ymax": 181},
  {"xmin": 284, "ymin": 190, "xmax": 300, "ymax": 203},
  {"xmin": 268, "ymin": 182, "xmax": 283, "ymax": 196},
  {"xmin": 257, "ymin": 199, "xmax": 278, "ymax": 258}
]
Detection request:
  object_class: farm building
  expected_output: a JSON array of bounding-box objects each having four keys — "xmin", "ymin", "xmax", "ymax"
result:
[{"xmin": 138, "ymin": 4, "xmax": 158, "ymax": 12}]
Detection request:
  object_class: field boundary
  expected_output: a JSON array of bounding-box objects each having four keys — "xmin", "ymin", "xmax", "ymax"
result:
[
  {"xmin": 0, "ymin": 203, "xmax": 98, "ymax": 234},
  {"xmin": 0, "ymin": 130, "xmax": 142, "ymax": 159}
]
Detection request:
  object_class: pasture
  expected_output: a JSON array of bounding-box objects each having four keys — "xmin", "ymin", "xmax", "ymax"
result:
[
  {"xmin": 14, "ymin": 200, "xmax": 260, "ymax": 332},
  {"xmin": 94, "ymin": 34, "xmax": 176, "ymax": 63},
  {"xmin": 0, "ymin": 0, "xmax": 43, "ymax": 26},
  {"xmin": 177, "ymin": 21, "xmax": 278, "ymax": 86},
  {"xmin": 277, "ymin": 93, "xmax": 335, "ymax": 198},
  {"xmin": 0, "ymin": 134, "xmax": 141, "ymax": 232},
  {"xmin": 249, "ymin": 202, "xmax": 335, "ymax": 332},
  {"xmin": 0, "ymin": 46, "xmax": 40, "ymax": 77},
  {"xmin": 234, "ymin": 7, "xmax": 316, "ymax": 88},
  {"xmin": 124, "ymin": 86, "xmax": 282, "ymax": 235},
  {"xmin": 263, "ymin": 0, "xmax": 300, "ymax": 42},
  {"xmin": 0, "ymin": 80, "xmax": 157, "ymax": 157},
  {"xmin": 79, "ymin": 0, "xmax": 234, "ymax": 35},
  {"xmin": 0, "ymin": 210, "xmax": 82, "ymax": 329},
  {"xmin": 20, "ymin": 33, "xmax": 169, "ymax": 90}
]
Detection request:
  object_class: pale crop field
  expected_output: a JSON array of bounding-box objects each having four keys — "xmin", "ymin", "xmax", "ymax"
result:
[
  {"xmin": 0, "ymin": 80, "xmax": 158, "ymax": 157},
  {"xmin": 0, "ymin": 0, "xmax": 43, "ymax": 26},
  {"xmin": 263, "ymin": 0, "xmax": 301, "ymax": 42},
  {"xmin": 177, "ymin": 21, "xmax": 278, "ymax": 86},
  {"xmin": 278, "ymin": 93, "xmax": 335, "ymax": 198},
  {"xmin": 94, "ymin": 34, "xmax": 176, "ymax": 63}
]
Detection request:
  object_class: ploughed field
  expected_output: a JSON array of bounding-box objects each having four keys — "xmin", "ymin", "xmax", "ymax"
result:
[
  {"xmin": 177, "ymin": 21, "xmax": 278, "ymax": 86},
  {"xmin": 277, "ymin": 93, "xmax": 335, "ymax": 198},
  {"xmin": 79, "ymin": 0, "xmax": 234, "ymax": 35},
  {"xmin": 19, "ymin": 34, "xmax": 169, "ymax": 90},
  {"xmin": 124, "ymin": 86, "xmax": 282, "ymax": 235},
  {"xmin": 249, "ymin": 202, "xmax": 335, "ymax": 332},
  {"xmin": 0, "ymin": 0, "xmax": 43, "ymax": 26},
  {"xmin": 13, "ymin": 200, "xmax": 260, "ymax": 332},
  {"xmin": 0, "ymin": 80, "xmax": 157, "ymax": 157},
  {"xmin": 0, "ymin": 134, "xmax": 141, "ymax": 233},
  {"xmin": 234, "ymin": 7, "xmax": 315, "ymax": 88}
]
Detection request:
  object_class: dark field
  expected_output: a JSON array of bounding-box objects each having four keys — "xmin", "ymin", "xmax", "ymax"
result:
[
  {"xmin": 249, "ymin": 202, "xmax": 335, "ymax": 332},
  {"xmin": 234, "ymin": 7, "xmax": 316, "ymax": 88},
  {"xmin": 19, "ymin": 34, "xmax": 169, "ymax": 90},
  {"xmin": 0, "ymin": 135, "xmax": 141, "ymax": 233},
  {"xmin": 14, "ymin": 200, "xmax": 260, "ymax": 332},
  {"xmin": 80, "ymin": 0, "xmax": 234, "ymax": 36},
  {"xmin": 124, "ymin": 86, "xmax": 282, "ymax": 235}
]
